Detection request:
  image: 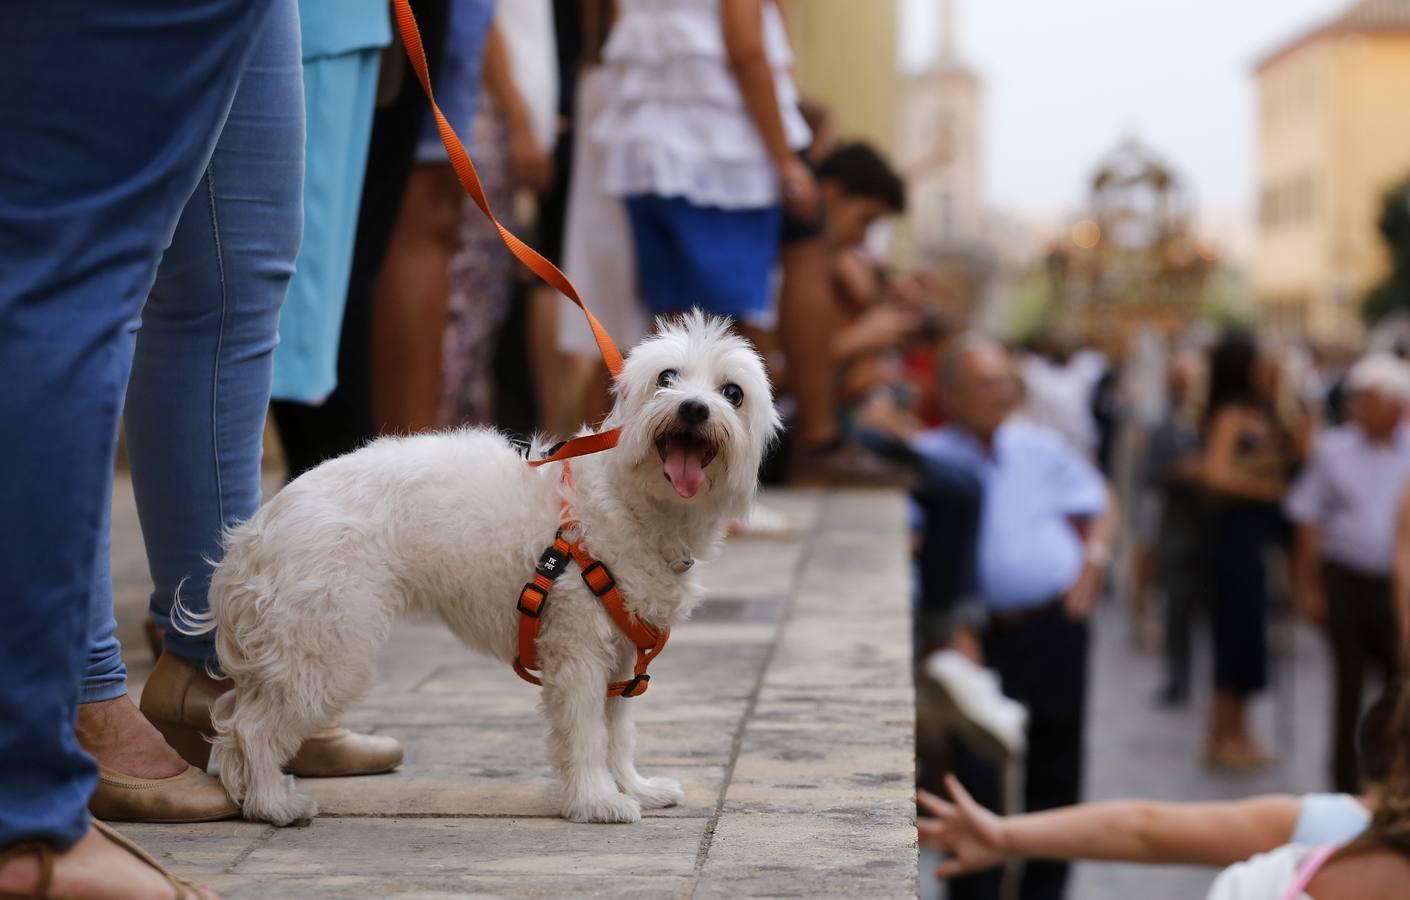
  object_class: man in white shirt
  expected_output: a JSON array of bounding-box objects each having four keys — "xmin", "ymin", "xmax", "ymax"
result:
[{"xmin": 1287, "ymin": 353, "xmax": 1410, "ymax": 792}]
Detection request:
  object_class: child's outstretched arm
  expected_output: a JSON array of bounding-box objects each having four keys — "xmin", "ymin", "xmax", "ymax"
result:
[{"xmin": 919, "ymin": 775, "xmax": 1303, "ymax": 878}]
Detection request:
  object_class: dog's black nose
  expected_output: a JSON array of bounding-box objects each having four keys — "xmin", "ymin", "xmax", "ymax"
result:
[{"xmin": 677, "ymin": 399, "xmax": 710, "ymax": 426}]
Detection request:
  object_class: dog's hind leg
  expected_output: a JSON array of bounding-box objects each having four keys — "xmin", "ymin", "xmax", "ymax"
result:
[
  {"xmin": 217, "ymin": 688, "xmax": 321, "ymax": 827},
  {"xmin": 607, "ymin": 689, "xmax": 683, "ymax": 810},
  {"xmin": 543, "ymin": 655, "xmax": 642, "ymax": 824}
]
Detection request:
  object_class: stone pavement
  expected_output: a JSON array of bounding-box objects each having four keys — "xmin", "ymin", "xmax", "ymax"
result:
[{"xmin": 107, "ymin": 476, "xmax": 918, "ymax": 898}]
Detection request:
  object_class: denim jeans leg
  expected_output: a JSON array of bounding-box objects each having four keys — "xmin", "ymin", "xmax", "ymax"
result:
[
  {"xmin": 0, "ymin": 0, "xmax": 276, "ymax": 849},
  {"xmin": 81, "ymin": 494, "xmax": 133, "ymax": 705},
  {"xmin": 125, "ymin": 0, "xmax": 305, "ymax": 671}
]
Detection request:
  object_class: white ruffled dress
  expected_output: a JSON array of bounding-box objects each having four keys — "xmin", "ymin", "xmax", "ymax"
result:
[{"xmin": 592, "ymin": 0, "xmax": 811, "ymax": 211}]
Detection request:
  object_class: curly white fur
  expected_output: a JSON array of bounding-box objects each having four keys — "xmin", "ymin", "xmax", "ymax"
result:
[{"xmin": 191, "ymin": 313, "xmax": 779, "ymax": 826}]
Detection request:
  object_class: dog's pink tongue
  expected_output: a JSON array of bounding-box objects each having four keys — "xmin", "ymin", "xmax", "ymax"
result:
[{"xmin": 664, "ymin": 447, "xmax": 706, "ymax": 498}]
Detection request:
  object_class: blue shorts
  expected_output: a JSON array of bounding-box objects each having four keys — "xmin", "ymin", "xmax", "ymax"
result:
[{"xmin": 624, "ymin": 194, "xmax": 783, "ymax": 320}]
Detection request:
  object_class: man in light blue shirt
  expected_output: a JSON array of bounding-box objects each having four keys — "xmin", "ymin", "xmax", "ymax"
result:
[
  {"xmin": 1286, "ymin": 353, "xmax": 1410, "ymax": 793},
  {"xmin": 915, "ymin": 334, "xmax": 1113, "ymax": 900}
]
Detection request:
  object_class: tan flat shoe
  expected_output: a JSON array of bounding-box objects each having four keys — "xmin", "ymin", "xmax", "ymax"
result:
[
  {"xmin": 286, "ymin": 726, "xmax": 403, "ymax": 778},
  {"xmin": 142, "ymin": 653, "xmax": 403, "ymax": 778},
  {"xmin": 90, "ymin": 765, "xmax": 239, "ymax": 824}
]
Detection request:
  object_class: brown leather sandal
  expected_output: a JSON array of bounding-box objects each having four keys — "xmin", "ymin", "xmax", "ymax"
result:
[{"xmin": 93, "ymin": 821, "xmax": 209, "ymax": 898}]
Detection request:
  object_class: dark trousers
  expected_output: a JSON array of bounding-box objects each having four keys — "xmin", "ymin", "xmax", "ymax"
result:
[
  {"xmin": 270, "ymin": 0, "xmax": 450, "ymax": 480},
  {"xmin": 1322, "ymin": 561, "xmax": 1402, "ymax": 793},
  {"xmin": 1211, "ymin": 503, "xmax": 1277, "ymax": 695},
  {"xmin": 913, "ymin": 455, "xmax": 983, "ymax": 649},
  {"xmin": 1159, "ymin": 530, "xmax": 1206, "ymax": 697},
  {"xmin": 985, "ymin": 601, "xmax": 1089, "ymax": 900}
]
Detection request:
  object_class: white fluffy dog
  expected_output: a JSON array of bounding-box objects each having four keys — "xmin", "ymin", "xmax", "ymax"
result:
[{"xmin": 187, "ymin": 313, "xmax": 778, "ymax": 827}]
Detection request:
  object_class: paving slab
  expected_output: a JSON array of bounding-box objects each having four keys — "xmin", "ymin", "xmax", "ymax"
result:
[{"xmin": 107, "ymin": 478, "xmax": 918, "ymax": 897}]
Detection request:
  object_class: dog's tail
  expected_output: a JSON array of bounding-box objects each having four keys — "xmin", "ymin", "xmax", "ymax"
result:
[{"xmin": 170, "ymin": 576, "xmax": 217, "ymax": 637}]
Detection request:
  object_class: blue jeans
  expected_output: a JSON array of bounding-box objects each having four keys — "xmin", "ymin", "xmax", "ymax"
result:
[{"xmin": 0, "ymin": 0, "xmax": 301, "ymax": 849}]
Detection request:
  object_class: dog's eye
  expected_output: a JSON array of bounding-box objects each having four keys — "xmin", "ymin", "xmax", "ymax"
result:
[
  {"xmin": 721, "ymin": 383, "xmax": 744, "ymax": 407},
  {"xmin": 656, "ymin": 369, "xmax": 678, "ymax": 389}
]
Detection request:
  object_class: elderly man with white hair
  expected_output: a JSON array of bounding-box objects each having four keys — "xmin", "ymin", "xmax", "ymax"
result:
[{"xmin": 1287, "ymin": 352, "xmax": 1410, "ymax": 794}]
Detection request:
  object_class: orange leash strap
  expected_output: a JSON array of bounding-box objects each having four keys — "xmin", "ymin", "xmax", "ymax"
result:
[{"xmin": 392, "ymin": 0, "xmax": 623, "ymax": 465}]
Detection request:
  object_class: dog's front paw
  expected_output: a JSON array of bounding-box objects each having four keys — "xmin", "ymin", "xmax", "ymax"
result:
[
  {"xmin": 626, "ymin": 775, "xmax": 684, "ymax": 810},
  {"xmin": 563, "ymin": 790, "xmax": 642, "ymax": 824},
  {"xmin": 246, "ymin": 789, "xmax": 319, "ymax": 828}
]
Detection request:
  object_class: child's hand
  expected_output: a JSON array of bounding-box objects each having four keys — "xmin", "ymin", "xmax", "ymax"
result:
[{"xmin": 918, "ymin": 776, "xmax": 1008, "ymax": 879}]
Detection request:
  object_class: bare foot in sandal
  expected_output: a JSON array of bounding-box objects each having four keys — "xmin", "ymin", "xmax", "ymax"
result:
[{"xmin": 0, "ymin": 821, "xmax": 216, "ymax": 899}]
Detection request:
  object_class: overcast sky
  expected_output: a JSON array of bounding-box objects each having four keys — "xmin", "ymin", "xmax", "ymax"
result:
[{"xmin": 899, "ymin": 0, "xmax": 1345, "ymax": 253}]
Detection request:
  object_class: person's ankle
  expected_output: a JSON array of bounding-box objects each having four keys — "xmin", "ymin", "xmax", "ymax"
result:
[{"xmin": 76, "ymin": 695, "xmax": 189, "ymax": 779}]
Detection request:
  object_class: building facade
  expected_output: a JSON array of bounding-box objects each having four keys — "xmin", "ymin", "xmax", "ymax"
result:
[
  {"xmin": 899, "ymin": 0, "xmax": 986, "ymax": 264},
  {"xmin": 1255, "ymin": 0, "xmax": 1410, "ymax": 341}
]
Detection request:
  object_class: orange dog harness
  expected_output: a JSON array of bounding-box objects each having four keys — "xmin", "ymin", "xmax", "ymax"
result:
[{"xmin": 512, "ymin": 469, "xmax": 670, "ymax": 698}]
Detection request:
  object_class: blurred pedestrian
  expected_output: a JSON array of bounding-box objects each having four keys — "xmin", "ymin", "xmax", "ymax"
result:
[
  {"xmin": 1149, "ymin": 350, "xmax": 1208, "ymax": 707},
  {"xmin": 372, "ymin": 0, "xmax": 497, "ymax": 434},
  {"xmin": 917, "ymin": 334, "xmax": 1115, "ymax": 900},
  {"xmin": 556, "ymin": 0, "xmax": 650, "ymax": 429},
  {"xmin": 270, "ymin": 0, "xmax": 455, "ymax": 480},
  {"xmin": 268, "ymin": 1, "xmax": 391, "ymax": 419},
  {"xmin": 1287, "ymin": 353, "xmax": 1410, "ymax": 792},
  {"xmin": 594, "ymin": 0, "xmax": 817, "ymax": 343},
  {"xmin": 1201, "ymin": 331, "xmax": 1297, "ymax": 770},
  {"xmin": 782, "ymin": 143, "xmax": 912, "ymax": 485},
  {"xmin": 439, "ymin": 4, "xmax": 557, "ymax": 428},
  {"xmin": 1018, "ymin": 333, "xmax": 1107, "ymax": 464}
]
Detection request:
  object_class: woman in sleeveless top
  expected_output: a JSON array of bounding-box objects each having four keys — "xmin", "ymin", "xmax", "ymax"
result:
[
  {"xmin": 1201, "ymin": 331, "xmax": 1297, "ymax": 770},
  {"xmin": 591, "ymin": 0, "xmax": 817, "ymax": 337}
]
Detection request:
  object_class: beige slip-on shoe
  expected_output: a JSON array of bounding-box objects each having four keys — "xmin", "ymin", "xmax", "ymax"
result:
[
  {"xmin": 90, "ymin": 765, "xmax": 240, "ymax": 824},
  {"xmin": 285, "ymin": 726, "xmax": 404, "ymax": 778}
]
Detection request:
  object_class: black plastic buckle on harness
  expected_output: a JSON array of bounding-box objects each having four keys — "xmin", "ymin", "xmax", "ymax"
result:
[
  {"xmin": 535, "ymin": 537, "xmax": 570, "ymax": 582},
  {"xmin": 516, "ymin": 583, "xmax": 548, "ymax": 618},
  {"xmin": 580, "ymin": 560, "xmax": 617, "ymax": 597},
  {"xmin": 620, "ymin": 673, "xmax": 649, "ymax": 697},
  {"xmin": 542, "ymin": 440, "xmax": 567, "ymax": 460}
]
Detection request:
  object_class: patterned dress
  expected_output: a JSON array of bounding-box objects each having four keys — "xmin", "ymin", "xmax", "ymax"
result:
[{"xmin": 440, "ymin": 106, "xmax": 514, "ymax": 427}]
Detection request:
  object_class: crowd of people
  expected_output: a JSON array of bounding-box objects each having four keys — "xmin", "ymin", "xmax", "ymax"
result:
[{"xmin": 910, "ymin": 325, "xmax": 1410, "ymax": 898}]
